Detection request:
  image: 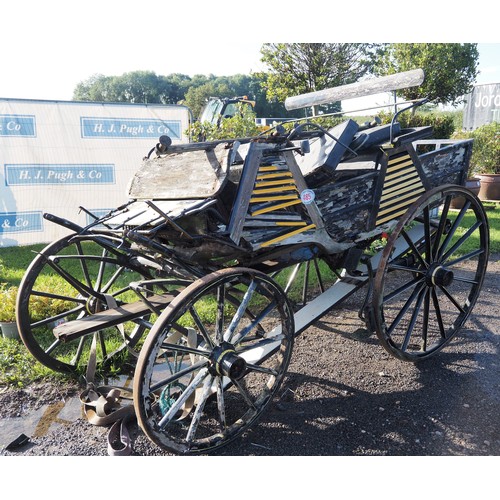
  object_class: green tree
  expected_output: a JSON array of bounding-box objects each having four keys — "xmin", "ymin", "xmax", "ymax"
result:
[
  {"xmin": 73, "ymin": 71, "xmax": 182, "ymax": 104},
  {"xmin": 257, "ymin": 43, "xmax": 383, "ymax": 113},
  {"xmin": 376, "ymin": 43, "xmax": 479, "ymax": 107},
  {"xmin": 163, "ymin": 73, "xmax": 193, "ymax": 104},
  {"xmin": 183, "ymin": 81, "xmax": 233, "ymax": 118},
  {"xmin": 72, "ymin": 70, "xmax": 295, "ymax": 119},
  {"xmin": 73, "ymin": 74, "xmax": 117, "ymax": 101}
]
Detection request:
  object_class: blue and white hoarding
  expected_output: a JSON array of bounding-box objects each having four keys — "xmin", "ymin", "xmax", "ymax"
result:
[{"xmin": 0, "ymin": 98, "xmax": 191, "ymax": 247}]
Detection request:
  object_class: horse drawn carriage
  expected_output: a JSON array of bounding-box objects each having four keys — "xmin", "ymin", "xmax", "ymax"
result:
[{"xmin": 15, "ymin": 70, "xmax": 489, "ymax": 454}]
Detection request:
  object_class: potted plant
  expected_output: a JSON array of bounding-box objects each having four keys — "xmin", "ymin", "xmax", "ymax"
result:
[
  {"xmin": 462, "ymin": 122, "xmax": 500, "ymax": 201},
  {"xmin": 474, "ymin": 123, "xmax": 500, "ymax": 201},
  {"xmin": 0, "ymin": 284, "xmax": 20, "ymax": 340}
]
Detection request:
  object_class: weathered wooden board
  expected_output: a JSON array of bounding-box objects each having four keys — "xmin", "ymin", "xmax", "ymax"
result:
[
  {"xmin": 127, "ymin": 144, "xmax": 230, "ymax": 200},
  {"xmin": 418, "ymin": 140, "xmax": 473, "ymax": 189},
  {"xmin": 285, "ymin": 69, "xmax": 425, "ymax": 110},
  {"xmin": 313, "ymin": 170, "xmax": 377, "ymax": 242}
]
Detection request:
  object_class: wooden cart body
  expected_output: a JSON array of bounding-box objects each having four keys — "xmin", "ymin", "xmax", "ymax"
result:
[{"xmin": 16, "ymin": 70, "xmax": 489, "ymax": 455}]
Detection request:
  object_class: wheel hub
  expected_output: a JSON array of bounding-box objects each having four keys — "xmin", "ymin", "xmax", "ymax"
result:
[
  {"xmin": 210, "ymin": 342, "xmax": 247, "ymax": 380},
  {"xmin": 85, "ymin": 296, "xmax": 98, "ymax": 314},
  {"xmin": 85, "ymin": 296, "xmax": 107, "ymax": 314},
  {"xmin": 428, "ymin": 264, "xmax": 454, "ymax": 287}
]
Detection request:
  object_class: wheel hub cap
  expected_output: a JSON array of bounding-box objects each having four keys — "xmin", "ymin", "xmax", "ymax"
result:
[
  {"xmin": 210, "ymin": 342, "xmax": 247, "ymax": 380},
  {"xmin": 429, "ymin": 265, "xmax": 454, "ymax": 287}
]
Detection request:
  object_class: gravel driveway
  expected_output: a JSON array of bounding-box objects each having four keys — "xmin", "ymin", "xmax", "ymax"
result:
[{"xmin": 1, "ymin": 255, "xmax": 498, "ymax": 458}]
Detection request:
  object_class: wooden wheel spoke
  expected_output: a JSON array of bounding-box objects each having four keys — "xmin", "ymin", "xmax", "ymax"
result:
[
  {"xmin": 158, "ymin": 367, "xmax": 209, "ymax": 430},
  {"xmin": 423, "ymin": 205, "xmax": 432, "ymax": 261},
  {"xmin": 232, "ymin": 378, "xmax": 258, "ymax": 411},
  {"xmin": 75, "ymin": 241, "xmax": 93, "ymax": 289},
  {"xmin": 188, "ymin": 306, "xmax": 214, "ymax": 349},
  {"xmin": 101, "ymin": 264, "xmax": 129, "ymax": 294},
  {"xmin": 44, "ymin": 257, "xmax": 100, "ymax": 299},
  {"xmin": 186, "ymin": 374, "xmax": 215, "ymax": 443},
  {"xmin": 387, "ymin": 263, "xmax": 426, "ymax": 274},
  {"xmin": 401, "ymin": 286, "xmax": 427, "ymax": 352},
  {"xmin": 402, "ymin": 229, "xmax": 429, "ymax": 269},
  {"xmin": 232, "ymin": 300, "xmax": 277, "ymax": 346},
  {"xmin": 431, "ymin": 288, "xmax": 447, "ymax": 339},
  {"xmin": 245, "ymin": 362, "xmax": 279, "ymax": 376},
  {"xmin": 445, "ymin": 248, "xmax": 485, "ymax": 268},
  {"xmin": 440, "ymin": 221, "xmax": 483, "ymax": 262},
  {"xmin": 236, "ymin": 335, "xmax": 284, "ymax": 354},
  {"xmin": 383, "ymin": 276, "xmax": 424, "ymax": 303},
  {"xmin": 216, "ymin": 377, "xmax": 227, "ymax": 430},
  {"xmin": 216, "ymin": 285, "xmax": 225, "ymax": 343},
  {"xmin": 438, "ymin": 285, "xmax": 467, "ymax": 315},
  {"xmin": 437, "ymin": 200, "xmax": 471, "ymax": 260},
  {"xmin": 431, "ymin": 195, "xmax": 452, "ymax": 259},
  {"xmin": 224, "ymin": 280, "xmax": 257, "ymax": 343},
  {"xmin": 150, "ymin": 359, "xmax": 208, "ymax": 394},
  {"xmin": 313, "ymin": 257, "xmax": 325, "ymax": 293},
  {"xmin": 31, "ymin": 304, "xmax": 85, "ymax": 328},
  {"xmin": 421, "ymin": 288, "xmax": 431, "ymax": 351},
  {"xmin": 160, "ymin": 341, "xmax": 209, "ymax": 359},
  {"xmin": 69, "ymin": 337, "xmax": 87, "ymax": 365}
]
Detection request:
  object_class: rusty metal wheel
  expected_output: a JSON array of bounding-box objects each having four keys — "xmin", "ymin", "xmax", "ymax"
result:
[
  {"xmin": 373, "ymin": 185, "xmax": 489, "ymax": 361},
  {"xmin": 133, "ymin": 267, "xmax": 294, "ymax": 454}
]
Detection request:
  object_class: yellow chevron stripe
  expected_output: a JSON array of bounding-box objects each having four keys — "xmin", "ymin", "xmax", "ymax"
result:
[
  {"xmin": 252, "ymin": 185, "xmax": 299, "ymax": 195},
  {"xmin": 388, "ymin": 154, "xmax": 411, "ymax": 165},
  {"xmin": 381, "ymin": 177, "xmax": 424, "ymax": 197},
  {"xmin": 377, "ymin": 193, "xmax": 424, "ymax": 217},
  {"xmin": 260, "ymin": 224, "xmax": 317, "ymax": 247},
  {"xmin": 376, "ymin": 208, "xmax": 410, "ymax": 225},
  {"xmin": 380, "ymin": 181, "xmax": 422, "ymax": 201},
  {"xmin": 250, "ymin": 194, "xmax": 299, "ymax": 203},
  {"xmin": 383, "ymin": 171, "xmax": 420, "ymax": 188},
  {"xmin": 276, "ymin": 221, "xmax": 307, "ymax": 227},
  {"xmin": 254, "ymin": 179, "xmax": 297, "ymax": 188},
  {"xmin": 379, "ymin": 187, "xmax": 425, "ymax": 209},
  {"xmin": 251, "ymin": 199, "xmax": 302, "ymax": 216},
  {"xmin": 256, "ymin": 172, "xmax": 293, "ymax": 180},
  {"xmin": 387, "ymin": 160, "xmax": 414, "ymax": 173},
  {"xmin": 258, "ymin": 165, "xmax": 283, "ymax": 172},
  {"xmin": 386, "ymin": 164, "xmax": 418, "ymax": 179}
]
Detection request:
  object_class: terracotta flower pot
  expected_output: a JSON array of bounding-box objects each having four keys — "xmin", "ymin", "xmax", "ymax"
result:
[
  {"xmin": 477, "ymin": 173, "xmax": 500, "ymax": 201},
  {"xmin": 450, "ymin": 178, "xmax": 481, "ymax": 209}
]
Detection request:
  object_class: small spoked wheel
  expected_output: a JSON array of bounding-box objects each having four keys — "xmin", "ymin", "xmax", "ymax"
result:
[
  {"xmin": 373, "ymin": 185, "xmax": 489, "ymax": 361},
  {"xmin": 16, "ymin": 233, "xmax": 183, "ymax": 373},
  {"xmin": 133, "ymin": 267, "xmax": 294, "ymax": 454}
]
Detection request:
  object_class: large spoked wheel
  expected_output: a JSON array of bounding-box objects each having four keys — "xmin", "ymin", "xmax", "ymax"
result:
[
  {"xmin": 373, "ymin": 185, "xmax": 489, "ymax": 361},
  {"xmin": 133, "ymin": 267, "xmax": 294, "ymax": 454},
  {"xmin": 16, "ymin": 233, "xmax": 183, "ymax": 373}
]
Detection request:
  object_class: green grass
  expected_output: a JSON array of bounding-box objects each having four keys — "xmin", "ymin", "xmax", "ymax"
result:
[
  {"xmin": 0, "ymin": 243, "xmax": 47, "ymax": 287},
  {"xmin": 447, "ymin": 202, "xmax": 500, "ymax": 256},
  {"xmin": 485, "ymin": 203, "xmax": 500, "ymax": 253},
  {"xmin": 0, "ymin": 336, "xmax": 72, "ymax": 387}
]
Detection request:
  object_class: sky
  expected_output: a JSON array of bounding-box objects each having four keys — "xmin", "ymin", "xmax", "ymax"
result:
[{"xmin": 1, "ymin": 1, "xmax": 498, "ymax": 103}]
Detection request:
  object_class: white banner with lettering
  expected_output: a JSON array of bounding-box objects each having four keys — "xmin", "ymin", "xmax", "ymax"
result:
[
  {"xmin": 0, "ymin": 99, "xmax": 191, "ymax": 247},
  {"xmin": 462, "ymin": 83, "xmax": 500, "ymax": 130}
]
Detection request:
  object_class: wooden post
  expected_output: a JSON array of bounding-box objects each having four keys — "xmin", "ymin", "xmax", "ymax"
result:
[{"xmin": 284, "ymin": 69, "xmax": 425, "ymax": 111}]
